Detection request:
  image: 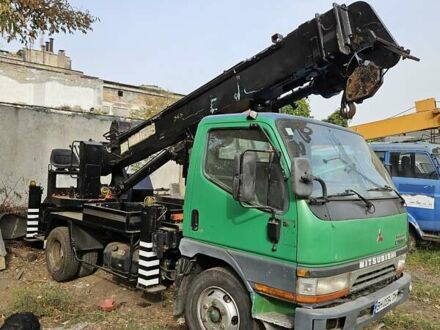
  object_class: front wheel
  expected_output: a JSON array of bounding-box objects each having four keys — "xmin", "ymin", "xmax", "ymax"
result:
[{"xmin": 185, "ymin": 267, "xmax": 260, "ymax": 330}]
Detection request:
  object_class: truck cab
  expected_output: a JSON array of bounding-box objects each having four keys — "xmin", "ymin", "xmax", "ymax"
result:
[
  {"xmin": 179, "ymin": 113, "xmax": 410, "ymax": 329},
  {"xmin": 371, "ymin": 142, "xmax": 440, "ymax": 245}
]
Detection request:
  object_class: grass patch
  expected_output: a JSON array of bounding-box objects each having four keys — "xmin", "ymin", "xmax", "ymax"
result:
[
  {"xmin": 407, "ymin": 244, "xmax": 440, "ymax": 273},
  {"xmin": 6, "ymin": 283, "xmax": 176, "ymax": 329},
  {"xmin": 411, "ymin": 280, "xmax": 440, "ymax": 305},
  {"xmin": 9, "ymin": 283, "xmax": 74, "ymax": 319},
  {"xmin": 381, "ymin": 311, "xmax": 440, "ymax": 330}
]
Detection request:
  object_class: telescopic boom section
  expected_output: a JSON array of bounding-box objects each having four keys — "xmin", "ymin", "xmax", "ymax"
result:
[{"xmin": 109, "ymin": 1, "xmax": 416, "ymax": 182}]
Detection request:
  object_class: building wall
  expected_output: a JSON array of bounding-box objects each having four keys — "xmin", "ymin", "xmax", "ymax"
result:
[
  {"xmin": 0, "ymin": 59, "xmax": 102, "ymax": 111},
  {"xmin": 0, "ymin": 103, "xmax": 182, "ymax": 207},
  {"xmin": 0, "ymin": 55, "xmax": 182, "ymax": 118},
  {"xmin": 22, "ymin": 49, "xmax": 72, "ymax": 69},
  {"xmin": 103, "ymin": 82, "xmax": 182, "ymax": 118}
]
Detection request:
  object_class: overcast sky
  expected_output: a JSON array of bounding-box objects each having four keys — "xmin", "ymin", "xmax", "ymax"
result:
[{"xmin": 3, "ymin": 0, "xmax": 439, "ymax": 124}]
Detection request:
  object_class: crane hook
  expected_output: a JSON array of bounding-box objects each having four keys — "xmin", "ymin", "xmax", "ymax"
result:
[{"xmin": 340, "ymin": 101, "xmax": 356, "ymax": 119}]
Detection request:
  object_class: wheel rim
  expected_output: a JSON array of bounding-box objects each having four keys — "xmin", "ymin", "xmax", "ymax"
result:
[
  {"xmin": 48, "ymin": 240, "xmax": 64, "ymax": 272},
  {"xmin": 196, "ymin": 286, "xmax": 240, "ymax": 330}
]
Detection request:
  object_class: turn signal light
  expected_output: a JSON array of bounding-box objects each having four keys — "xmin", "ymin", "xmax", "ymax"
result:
[{"xmin": 254, "ymin": 283, "xmax": 349, "ymax": 304}]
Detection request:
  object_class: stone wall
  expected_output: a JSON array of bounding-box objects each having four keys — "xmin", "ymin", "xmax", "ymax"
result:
[{"xmin": 0, "ymin": 103, "xmax": 182, "ymax": 208}]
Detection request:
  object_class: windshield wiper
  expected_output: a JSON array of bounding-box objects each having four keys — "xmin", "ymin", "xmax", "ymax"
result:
[
  {"xmin": 327, "ymin": 189, "xmax": 374, "ymax": 212},
  {"xmin": 368, "ymin": 185, "xmax": 406, "ymax": 205}
]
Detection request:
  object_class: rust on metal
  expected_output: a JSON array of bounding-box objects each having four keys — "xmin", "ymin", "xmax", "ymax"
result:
[{"xmin": 345, "ymin": 62, "xmax": 382, "ymax": 103}]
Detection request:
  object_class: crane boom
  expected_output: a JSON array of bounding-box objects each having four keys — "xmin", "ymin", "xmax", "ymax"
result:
[
  {"xmin": 78, "ymin": 2, "xmax": 417, "ymax": 195},
  {"xmin": 109, "ymin": 2, "xmax": 414, "ymax": 170}
]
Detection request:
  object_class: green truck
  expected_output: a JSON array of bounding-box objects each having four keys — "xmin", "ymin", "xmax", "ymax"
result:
[{"xmin": 24, "ymin": 2, "xmax": 416, "ymax": 329}]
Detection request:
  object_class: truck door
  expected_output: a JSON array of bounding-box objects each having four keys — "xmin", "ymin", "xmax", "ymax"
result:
[
  {"xmin": 390, "ymin": 151, "xmax": 440, "ymax": 232},
  {"xmin": 184, "ymin": 123, "xmax": 296, "ymax": 260}
]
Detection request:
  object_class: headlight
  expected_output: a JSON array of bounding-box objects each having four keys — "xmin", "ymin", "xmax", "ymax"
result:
[
  {"xmin": 295, "ymin": 273, "xmax": 350, "ymax": 303},
  {"xmin": 396, "ymin": 254, "xmax": 406, "ymax": 273}
]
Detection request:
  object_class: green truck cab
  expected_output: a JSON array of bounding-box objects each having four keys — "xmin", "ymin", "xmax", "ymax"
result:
[{"xmin": 179, "ymin": 112, "xmax": 410, "ymax": 329}]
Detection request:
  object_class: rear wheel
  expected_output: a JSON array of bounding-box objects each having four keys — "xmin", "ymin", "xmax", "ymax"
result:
[
  {"xmin": 185, "ymin": 267, "xmax": 260, "ymax": 330},
  {"xmin": 46, "ymin": 227, "xmax": 79, "ymax": 282},
  {"xmin": 77, "ymin": 250, "xmax": 99, "ymax": 277}
]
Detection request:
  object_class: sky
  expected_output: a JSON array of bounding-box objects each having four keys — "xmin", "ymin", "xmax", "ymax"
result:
[{"xmin": 2, "ymin": 0, "xmax": 440, "ymax": 125}]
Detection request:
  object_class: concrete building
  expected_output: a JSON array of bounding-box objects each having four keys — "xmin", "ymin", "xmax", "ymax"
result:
[
  {"xmin": 102, "ymin": 81, "xmax": 181, "ymax": 118},
  {"xmin": 0, "ymin": 42, "xmax": 185, "ymax": 208},
  {"xmin": 0, "ymin": 41, "xmax": 182, "ymax": 117}
]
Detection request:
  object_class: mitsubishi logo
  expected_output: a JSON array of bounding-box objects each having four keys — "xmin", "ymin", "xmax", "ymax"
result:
[{"xmin": 377, "ymin": 229, "xmax": 384, "ymax": 242}]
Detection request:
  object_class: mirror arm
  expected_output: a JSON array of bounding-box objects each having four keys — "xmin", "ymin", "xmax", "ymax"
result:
[
  {"xmin": 301, "ymin": 174, "xmax": 327, "ymax": 199},
  {"xmin": 238, "ymin": 199, "xmax": 278, "ymax": 216}
]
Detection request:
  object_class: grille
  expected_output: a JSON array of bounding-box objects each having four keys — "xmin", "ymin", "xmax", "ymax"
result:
[{"xmin": 351, "ymin": 264, "xmax": 396, "ymax": 293}]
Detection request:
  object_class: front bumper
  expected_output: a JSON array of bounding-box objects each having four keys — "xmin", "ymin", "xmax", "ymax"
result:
[{"xmin": 294, "ymin": 272, "xmax": 411, "ymax": 330}]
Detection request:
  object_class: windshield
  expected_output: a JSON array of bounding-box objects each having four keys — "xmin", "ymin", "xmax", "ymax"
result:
[{"xmin": 277, "ymin": 119, "xmax": 394, "ymax": 199}]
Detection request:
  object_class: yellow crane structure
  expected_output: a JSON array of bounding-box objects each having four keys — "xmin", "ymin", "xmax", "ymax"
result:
[{"xmin": 350, "ymin": 98, "xmax": 440, "ymax": 140}]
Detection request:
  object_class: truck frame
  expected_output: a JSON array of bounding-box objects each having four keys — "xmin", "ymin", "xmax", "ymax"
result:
[{"xmin": 25, "ymin": 2, "xmax": 416, "ymax": 329}]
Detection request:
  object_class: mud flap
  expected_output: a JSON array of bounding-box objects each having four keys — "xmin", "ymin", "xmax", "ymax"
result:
[{"xmin": 0, "ymin": 213, "xmax": 27, "ymax": 239}]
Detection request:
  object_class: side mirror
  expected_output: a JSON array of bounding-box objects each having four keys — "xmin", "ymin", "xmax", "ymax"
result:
[
  {"xmin": 233, "ymin": 151, "xmax": 257, "ymax": 203},
  {"xmin": 291, "ymin": 157, "xmax": 313, "ymax": 199}
]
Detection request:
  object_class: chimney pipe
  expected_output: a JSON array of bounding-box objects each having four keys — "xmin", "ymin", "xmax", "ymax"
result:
[
  {"xmin": 49, "ymin": 38, "xmax": 54, "ymax": 52},
  {"xmin": 45, "ymin": 41, "xmax": 49, "ymax": 52}
]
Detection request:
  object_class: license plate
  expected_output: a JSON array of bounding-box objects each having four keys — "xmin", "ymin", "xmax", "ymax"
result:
[{"xmin": 373, "ymin": 290, "xmax": 398, "ymax": 314}]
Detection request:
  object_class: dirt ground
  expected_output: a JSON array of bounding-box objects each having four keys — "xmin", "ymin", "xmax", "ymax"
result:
[{"xmin": 0, "ymin": 240, "xmax": 439, "ymax": 330}]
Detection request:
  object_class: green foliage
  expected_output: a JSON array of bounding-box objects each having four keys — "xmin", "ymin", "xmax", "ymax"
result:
[
  {"xmin": 323, "ymin": 109, "xmax": 348, "ymax": 127},
  {"xmin": 0, "ymin": 0, "xmax": 97, "ymax": 44},
  {"xmin": 281, "ymin": 99, "xmax": 311, "ymax": 118}
]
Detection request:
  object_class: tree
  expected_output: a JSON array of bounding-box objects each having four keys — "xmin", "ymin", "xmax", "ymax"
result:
[
  {"xmin": 280, "ymin": 99, "xmax": 311, "ymax": 118},
  {"xmin": 0, "ymin": 0, "xmax": 97, "ymax": 44},
  {"xmin": 323, "ymin": 109, "xmax": 348, "ymax": 127}
]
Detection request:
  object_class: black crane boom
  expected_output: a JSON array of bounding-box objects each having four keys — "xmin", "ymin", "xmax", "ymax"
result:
[{"xmin": 82, "ymin": 2, "xmax": 417, "ymax": 195}]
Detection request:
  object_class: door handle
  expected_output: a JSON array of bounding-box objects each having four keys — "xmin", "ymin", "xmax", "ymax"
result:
[{"xmin": 191, "ymin": 209, "xmax": 199, "ymax": 231}]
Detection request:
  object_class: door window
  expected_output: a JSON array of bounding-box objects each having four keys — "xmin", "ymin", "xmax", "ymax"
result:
[
  {"xmin": 205, "ymin": 128, "xmax": 286, "ymax": 210},
  {"xmin": 390, "ymin": 152, "xmax": 438, "ymax": 179}
]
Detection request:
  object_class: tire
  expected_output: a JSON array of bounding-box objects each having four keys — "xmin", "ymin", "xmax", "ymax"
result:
[
  {"xmin": 45, "ymin": 227, "xmax": 80, "ymax": 282},
  {"xmin": 77, "ymin": 250, "xmax": 99, "ymax": 278},
  {"xmin": 185, "ymin": 267, "xmax": 260, "ymax": 330},
  {"xmin": 408, "ymin": 230, "xmax": 417, "ymax": 253}
]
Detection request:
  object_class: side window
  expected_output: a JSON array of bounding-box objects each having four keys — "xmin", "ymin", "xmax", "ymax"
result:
[
  {"xmin": 205, "ymin": 128, "xmax": 286, "ymax": 210},
  {"xmin": 374, "ymin": 151, "xmax": 385, "ymax": 163},
  {"xmin": 390, "ymin": 152, "xmax": 438, "ymax": 179},
  {"xmin": 416, "ymin": 153, "xmax": 438, "ymax": 179}
]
